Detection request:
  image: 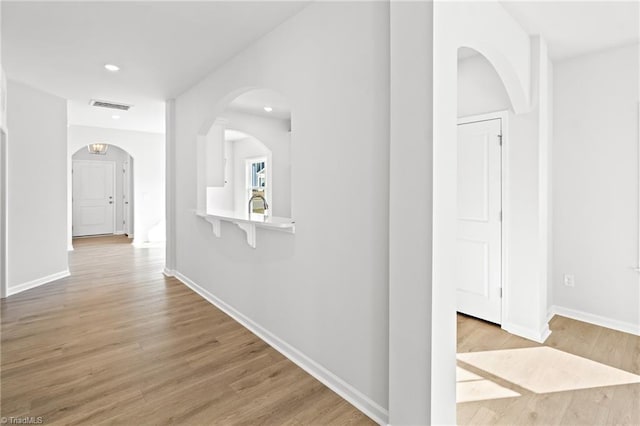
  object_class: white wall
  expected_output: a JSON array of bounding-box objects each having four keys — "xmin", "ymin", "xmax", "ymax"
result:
[
  {"xmin": 7, "ymin": 79, "xmax": 68, "ymax": 293},
  {"xmin": 172, "ymin": 2, "xmax": 389, "ymax": 421},
  {"xmin": 206, "ymin": 139, "xmax": 234, "ymax": 212},
  {"xmin": 68, "ymin": 125, "xmax": 164, "ymax": 245},
  {"xmin": 387, "ymin": 2, "xmax": 433, "ymax": 423},
  {"xmin": 72, "ymin": 145, "xmax": 131, "ymax": 234},
  {"xmin": 553, "ymin": 43, "xmax": 640, "ymax": 331},
  {"xmin": 0, "ymin": 67, "xmax": 7, "ymax": 298},
  {"xmin": 0, "ymin": 68, "xmax": 6, "ymax": 130}
]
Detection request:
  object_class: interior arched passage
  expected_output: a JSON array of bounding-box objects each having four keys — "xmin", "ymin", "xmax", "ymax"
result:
[
  {"xmin": 196, "ymin": 88, "xmax": 292, "ymax": 220},
  {"xmin": 410, "ymin": 5, "xmax": 537, "ymax": 423},
  {"xmin": 70, "ymin": 144, "xmax": 134, "ymax": 240},
  {"xmin": 67, "ymin": 126, "xmax": 165, "ymax": 249},
  {"xmin": 459, "ymin": 44, "xmax": 529, "ymax": 114},
  {"xmin": 457, "ymin": 47, "xmax": 512, "ymax": 116}
]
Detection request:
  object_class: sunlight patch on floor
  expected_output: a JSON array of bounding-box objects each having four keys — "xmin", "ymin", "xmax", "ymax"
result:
[
  {"xmin": 457, "ymin": 367, "xmax": 521, "ymax": 403},
  {"xmin": 457, "ymin": 346, "xmax": 640, "ymax": 394}
]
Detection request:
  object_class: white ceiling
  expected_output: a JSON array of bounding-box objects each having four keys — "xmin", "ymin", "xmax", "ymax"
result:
[
  {"xmin": 1, "ymin": 1, "xmax": 308, "ymax": 133},
  {"xmin": 500, "ymin": 1, "xmax": 639, "ymax": 61},
  {"xmin": 227, "ymin": 88, "xmax": 291, "ymax": 120},
  {"xmin": 2, "ymin": 1, "xmax": 637, "ymax": 134}
]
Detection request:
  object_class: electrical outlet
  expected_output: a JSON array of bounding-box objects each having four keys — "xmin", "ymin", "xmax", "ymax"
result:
[{"xmin": 563, "ymin": 274, "xmax": 575, "ymax": 287}]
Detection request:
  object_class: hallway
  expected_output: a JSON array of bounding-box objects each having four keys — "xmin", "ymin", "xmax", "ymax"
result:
[{"xmin": 0, "ymin": 236, "xmax": 373, "ymax": 424}]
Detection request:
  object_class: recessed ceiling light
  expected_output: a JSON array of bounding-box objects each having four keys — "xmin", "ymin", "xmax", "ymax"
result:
[
  {"xmin": 112, "ymin": 115, "xmax": 120, "ymax": 120},
  {"xmin": 263, "ymin": 106, "xmax": 273, "ymax": 112},
  {"xmin": 104, "ymin": 64, "xmax": 120, "ymax": 72}
]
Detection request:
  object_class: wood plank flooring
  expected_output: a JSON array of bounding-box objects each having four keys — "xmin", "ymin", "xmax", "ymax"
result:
[
  {"xmin": 4, "ymin": 235, "xmax": 638, "ymax": 425},
  {"xmin": 457, "ymin": 313, "xmax": 640, "ymax": 425},
  {"xmin": 1, "ymin": 236, "xmax": 374, "ymax": 425}
]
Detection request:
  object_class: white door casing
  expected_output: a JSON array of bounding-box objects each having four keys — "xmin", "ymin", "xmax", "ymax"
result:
[
  {"xmin": 72, "ymin": 160, "xmax": 115, "ymax": 237},
  {"xmin": 456, "ymin": 118, "xmax": 502, "ymax": 324},
  {"xmin": 0, "ymin": 130, "xmax": 6, "ymax": 298},
  {"xmin": 123, "ymin": 159, "xmax": 132, "ymax": 236}
]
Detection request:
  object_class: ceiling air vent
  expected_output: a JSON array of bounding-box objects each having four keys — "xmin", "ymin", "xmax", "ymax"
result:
[{"xmin": 89, "ymin": 99, "xmax": 132, "ymax": 111}]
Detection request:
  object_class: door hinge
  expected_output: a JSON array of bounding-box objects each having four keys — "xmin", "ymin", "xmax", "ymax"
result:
[
  {"xmin": 499, "ymin": 210, "xmax": 503, "ymax": 222},
  {"xmin": 498, "ymin": 134, "xmax": 503, "ymax": 146},
  {"xmin": 499, "ymin": 288, "xmax": 503, "ymax": 298}
]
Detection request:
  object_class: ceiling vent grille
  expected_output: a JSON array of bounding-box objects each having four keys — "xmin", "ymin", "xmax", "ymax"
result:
[{"xmin": 90, "ymin": 99, "xmax": 132, "ymax": 111}]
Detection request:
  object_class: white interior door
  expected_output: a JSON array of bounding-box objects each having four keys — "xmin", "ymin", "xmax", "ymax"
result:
[
  {"xmin": 72, "ymin": 160, "xmax": 115, "ymax": 237},
  {"xmin": 456, "ymin": 118, "xmax": 502, "ymax": 324}
]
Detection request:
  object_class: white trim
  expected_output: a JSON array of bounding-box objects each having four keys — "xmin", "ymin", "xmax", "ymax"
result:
[
  {"xmin": 458, "ymin": 111, "xmax": 509, "ymax": 326},
  {"xmin": 171, "ymin": 270, "xmax": 388, "ymax": 425},
  {"xmin": 502, "ymin": 320, "xmax": 551, "ymax": 343},
  {"xmin": 162, "ymin": 268, "xmax": 175, "ymax": 277},
  {"xmin": 637, "ymin": 102, "xmax": 640, "ymax": 272},
  {"xmin": 67, "ymin": 244, "xmax": 74, "ymax": 251},
  {"xmin": 114, "ymin": 231, "xmax": 125, "ymax": 235},
  {"xmin": 548, "ymin": 305, "xmax": 640, "ymax": 336},
  {"xmin": 165, "ymin": 99, "xmax": 177, "ymax": 274},
  {"xmin": 0, "ymin": 128, "xmax": 7, "ymax": 299},
  {"xmin": 457, "ymin": 111, "xmax": 508, "ymax": 126},
  {"xmin": 7, "ymin": 269, "xmax": 70, "ymax": 297}
]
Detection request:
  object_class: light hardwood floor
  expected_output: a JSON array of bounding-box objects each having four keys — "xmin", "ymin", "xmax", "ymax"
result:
[
  {"xmin": 1, "ymin": 236, "xmax": 374, "ymax": 425},
  {"xmin": 457, "ymin": 313, "xmax": 640, "ymax": 425}
]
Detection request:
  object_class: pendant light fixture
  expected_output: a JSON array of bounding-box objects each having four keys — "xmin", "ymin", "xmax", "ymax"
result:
[{"xmin": 87, "ymin": 143, "xmax": 109, "ymax": 155}]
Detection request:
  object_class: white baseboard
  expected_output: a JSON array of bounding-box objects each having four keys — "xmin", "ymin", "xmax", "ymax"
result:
[
  {"xmin": 67, "ymin": 244, "xmax": 74, "ymax": 251},
  {"xmin": 502, "ymin": 320, "xmax": 551, "ymax": 343},
  {"xmin": 548, "ymin": 305, "xmax": 640, "ymax": 336},
  {"xmin": 8, "ymin": 269, "xmax": 70, "ymax": 297},
  {"xmin": 162, "ymin": 268, "xmax": 175, "ymax": 277},
  {"xmin": 172, "ymin": 270, "xmax": 388, "ymax": 425},
  {"xmin": 114, "ymin": 231, "xmax": 125, "ymax": 235}
]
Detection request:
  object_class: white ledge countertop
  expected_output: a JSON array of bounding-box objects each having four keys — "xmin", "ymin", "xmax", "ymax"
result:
[{"xmin": 196, "ymin": 209, "xmax": 295, "ymax": 248}]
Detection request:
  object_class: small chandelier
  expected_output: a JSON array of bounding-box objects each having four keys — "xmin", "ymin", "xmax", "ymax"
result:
[{"xmin": 88, "ymin": 143, "xmax": 109, "ymax": 155}]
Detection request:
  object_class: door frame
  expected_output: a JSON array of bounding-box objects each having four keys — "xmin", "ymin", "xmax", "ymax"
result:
[
  {"xmin": 0, "ymin": 128, "xmax": 7, "ymax": 299},
  {"xmin": 244, "ymin": 155, "xmax": 270, "ymax": 212},
  {"xmin": 72, "ymin": 159, "xmax": 117, "ymax": 237},
  {"xmin": 122, "ymin": 158, "xmax": 133, "ymax": 238},
  {"xmin": 457, "ymin": 110, "xmax": 509, "ymax": 326}
]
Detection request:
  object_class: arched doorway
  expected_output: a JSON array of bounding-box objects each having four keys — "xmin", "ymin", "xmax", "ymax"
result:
[
  {"xmin": 455, "ymin": 47, "xmax": 512, "ymax": 325},
  {"xmin": 71, "ymin": 144, "xmax": 134, "ymax": 239}
]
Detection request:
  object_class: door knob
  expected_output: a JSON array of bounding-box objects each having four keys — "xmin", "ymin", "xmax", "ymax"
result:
[{"xmin": 109, "ymin": 201, "xmax": 113, "ymax": 204}]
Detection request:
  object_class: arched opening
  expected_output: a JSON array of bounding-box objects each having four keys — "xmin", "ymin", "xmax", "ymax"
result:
[
  {"xmin": 455, "ymin": 46, "xmax": 511, "ymax": 325},
  {"xmin": 455, "ymin": 46, "xmax": 536, "ymax": 420},
  {"xmin": 212, "ymin": 129, "xmax": 273, "ymax": 217},
  {"xmin": 71, "ymin": 144, "xmax": 134, "ymax": 240},
  {"xmin": 198, "ymin": 88, "xmax": 292, "ymax": 222}
]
